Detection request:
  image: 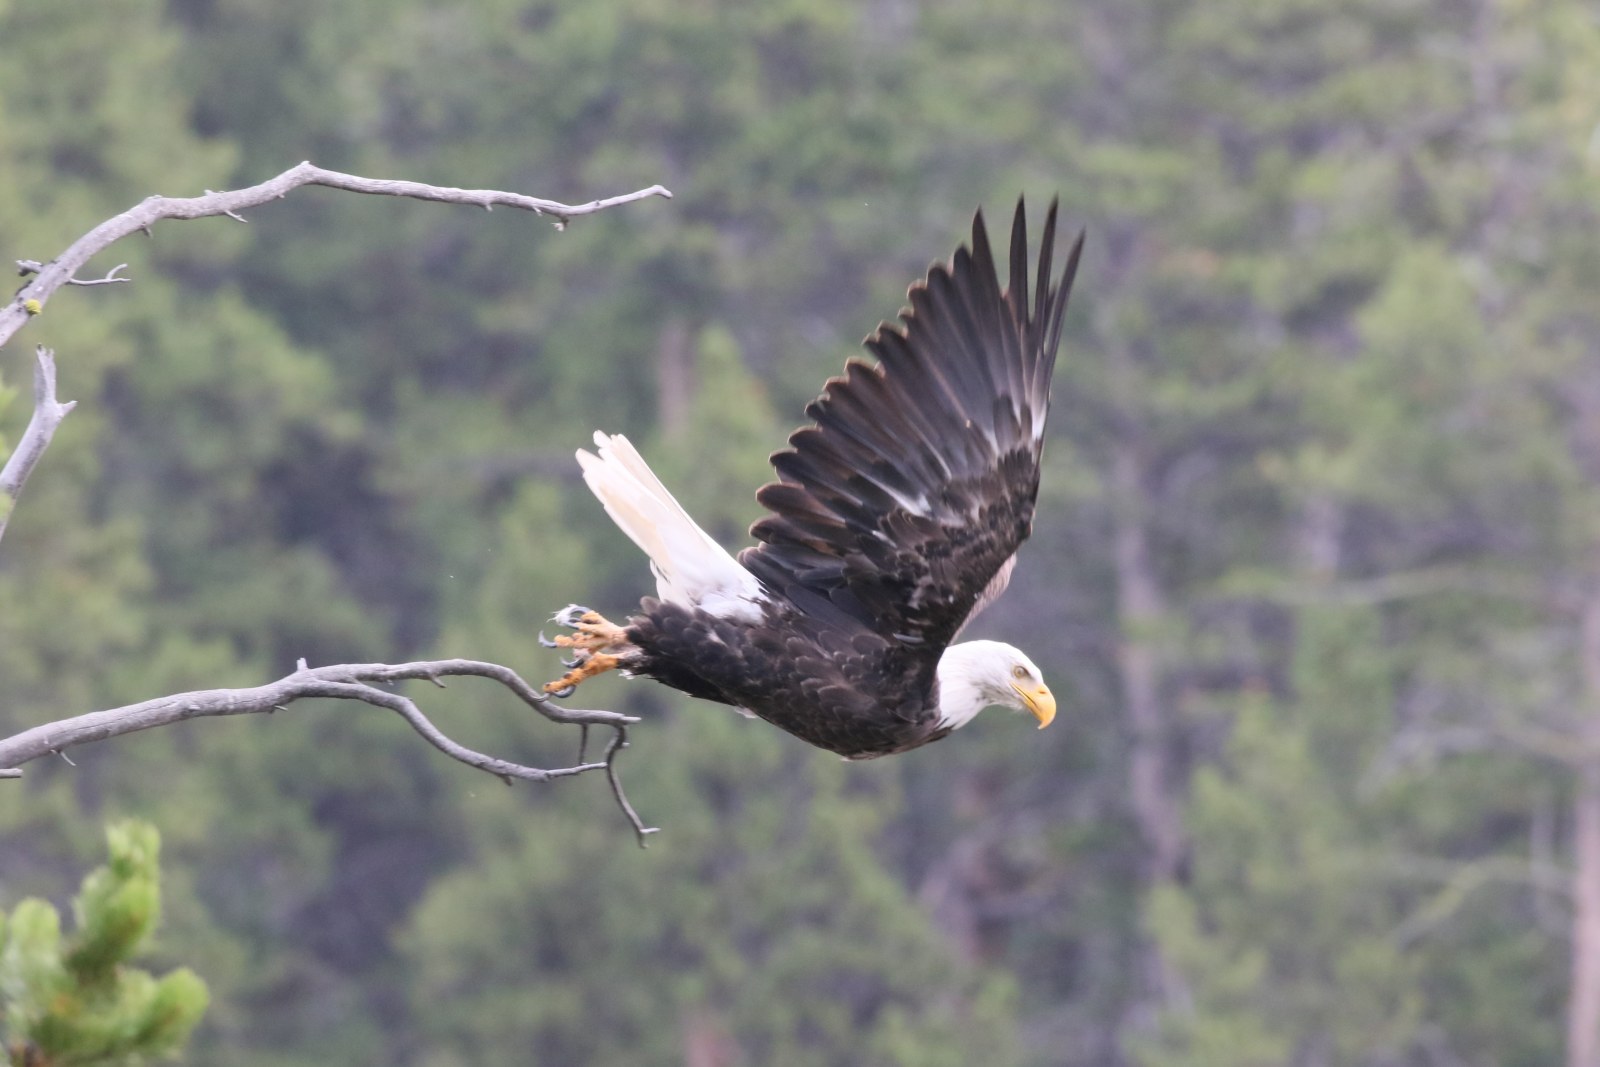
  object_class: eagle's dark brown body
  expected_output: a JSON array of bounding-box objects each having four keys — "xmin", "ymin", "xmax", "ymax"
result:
[{"xmin": 625, "ymin": 600, "xmax": 952, "ymax": 758}]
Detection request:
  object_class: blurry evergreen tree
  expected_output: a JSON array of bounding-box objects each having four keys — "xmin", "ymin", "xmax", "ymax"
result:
[
  {"xmin": 1141, "ymin": 609, "xmax": 1562, "ymax": 1067},
  {"xmin": 1133, "ymin": 2, "xmax": 1595, "ymax": 1061},
  {"xmin": 403, "ymin": 715, "xmax": 1019, "ymax": 1067},
  {"xmin": 0, "ymin": 822, "xmax": 208, "ymax": 1067}
]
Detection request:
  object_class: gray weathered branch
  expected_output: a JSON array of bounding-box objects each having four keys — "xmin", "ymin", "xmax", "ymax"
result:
[
  {"xmin": 1, "ymin": 160, "xmax": 671, "ymax": 350},
  {"xmin": 0, "ymin": 658, "xmax": 659, "ymax": 843},
  {"xmin": 0, "ymin": 163, "xmax": 672, "ymax": 839},
  {"xmin": 0, "ymin": 346, "xmax": 75, "ymax": 545},
  {"xmin": 0, "ymin": 165, "xmax": 669, "ymax": 548}
]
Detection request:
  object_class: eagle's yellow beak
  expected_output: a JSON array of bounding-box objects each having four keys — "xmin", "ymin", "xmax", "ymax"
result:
[{"xmin": 1012, "ymin": 681, "xmax": 1056, "ymax": 729}]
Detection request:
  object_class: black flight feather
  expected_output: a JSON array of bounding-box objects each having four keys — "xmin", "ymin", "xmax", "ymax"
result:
[{"xmin": 739, "ymin": 197, "xmax": 1081, "ymax": 649}]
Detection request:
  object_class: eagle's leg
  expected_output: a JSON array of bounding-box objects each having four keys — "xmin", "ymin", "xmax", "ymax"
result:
[{"xmin": 540, "ymin": 606, "xmax": 630, "ymax": 696}]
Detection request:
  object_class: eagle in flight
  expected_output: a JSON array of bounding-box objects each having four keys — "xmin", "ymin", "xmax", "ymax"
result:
[{"xmin": 541, "ymin": 200, "xmax": 1082, "ymax": 759}]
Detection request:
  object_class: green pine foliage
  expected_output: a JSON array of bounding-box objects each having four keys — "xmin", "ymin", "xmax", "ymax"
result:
[
  {"xmin": 0, "ymin": 823, "xmax": 207, "ymax": 1067},
  {"xmin": 1140, "ymin": 611, "xmax": 1424, "ymax": 1066}
]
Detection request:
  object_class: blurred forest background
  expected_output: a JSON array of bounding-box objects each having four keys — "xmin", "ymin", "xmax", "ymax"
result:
[{"xmin": 2, "ymin": 0, "xmax": 1599, "ymax": 1064}]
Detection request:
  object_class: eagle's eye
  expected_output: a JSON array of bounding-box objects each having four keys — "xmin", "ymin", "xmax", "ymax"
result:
[{"xmin": 1011, "ymin": 664, "xmax": 1029, "ymax": 680}]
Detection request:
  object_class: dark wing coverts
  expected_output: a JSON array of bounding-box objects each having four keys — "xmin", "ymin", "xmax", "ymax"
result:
[{"xmin": 739, "ymin": 200, "xmax": 1083, "ymax": 659}]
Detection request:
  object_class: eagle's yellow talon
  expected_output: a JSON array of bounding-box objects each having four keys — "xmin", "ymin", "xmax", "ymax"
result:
[
  {"xmin": 553, "ymin": 613, "xmax": 630, "ymax": 652},
  {"xmin": 543, "ymin": 651, "xmax": 621, "ymax": 695},
  {"xmin": 542, "ymin": 610, "xmax": 629, "ymax": 694}
]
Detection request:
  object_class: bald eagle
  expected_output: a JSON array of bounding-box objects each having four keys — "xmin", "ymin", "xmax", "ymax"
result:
[{"xmin": 541, "ymin": 200, "xmax": 1082, "ymax": 759}]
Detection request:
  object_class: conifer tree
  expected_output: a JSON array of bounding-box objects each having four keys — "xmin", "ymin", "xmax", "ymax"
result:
[{"xmin": 0, "ymin": 822, "xmax": 207, "ymax": 1067}]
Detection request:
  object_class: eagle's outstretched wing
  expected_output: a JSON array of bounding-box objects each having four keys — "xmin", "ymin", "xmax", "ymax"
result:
[{"xmin": 738, "ymin": 200, "xmax": 1082, "ymax": 653}]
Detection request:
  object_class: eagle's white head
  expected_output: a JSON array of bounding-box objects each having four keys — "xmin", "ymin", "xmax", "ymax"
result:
[{"xmin": 934, "ymin": 640, "xmax": 1056, "ymax": 732}]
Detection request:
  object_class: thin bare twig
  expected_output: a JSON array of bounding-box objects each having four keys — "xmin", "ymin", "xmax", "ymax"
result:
[
  {"xmin": 2, "ymin": 159, "xmax": 671, "ymax": 350},
  {"xmin": 15, "ymin": 260, "xmax": 130, "ymax": 286},
  {"xmin": 601, "ymin": 724, "xmax": 660, "ymax": 846},
  {"xmin": 0, "ymin": 658, "xmax": 655, "ymax": 837},
  {"xmin": 0, "ymin": 346, "xmax": 76, "ymax": 545}
]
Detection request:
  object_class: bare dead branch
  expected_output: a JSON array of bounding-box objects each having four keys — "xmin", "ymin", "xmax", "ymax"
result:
[
  {"xmin": 1, "ymin": 165, "xmax": 667, "ymax": 549},
  {"xmin": 0, "ymin": 164, "xmax": 672, "ymax": 835},
  {"xmin": 2, "ymin": 160, "xmax": 672, "ymax": 349},
  {"xmin": 0, "ymin": 346, "xmax": 76, "ymax": 545},
  {"xmin": 0, "ymin": 658, "xmax": 656, "ymax": 837}
]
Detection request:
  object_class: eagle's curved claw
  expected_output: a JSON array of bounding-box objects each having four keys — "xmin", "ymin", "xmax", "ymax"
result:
[
  {"xmin": 562, "ymin": 655, "xmax": 581, "ymax": 668},
  {"xmin": 552, "ymin": 603, "xmax": 592, "ymax": 628},
  {"xmin": 538, "ymin": 631, "xmax": 558, "ymax": 648},
  {"xmin": 547, "ymin": 683, "xmax": 576, "ymax": 699}
]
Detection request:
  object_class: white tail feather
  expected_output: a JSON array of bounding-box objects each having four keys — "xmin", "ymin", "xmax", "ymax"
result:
[{"xmin": 577, "ymin": 432, "xmax": 764, "ymax": 621}]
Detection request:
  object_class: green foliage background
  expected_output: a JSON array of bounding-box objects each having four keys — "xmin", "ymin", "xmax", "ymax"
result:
[{"xmin": 2, "ymin": 0, "xmax": 1597, "ymax": 1064}]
